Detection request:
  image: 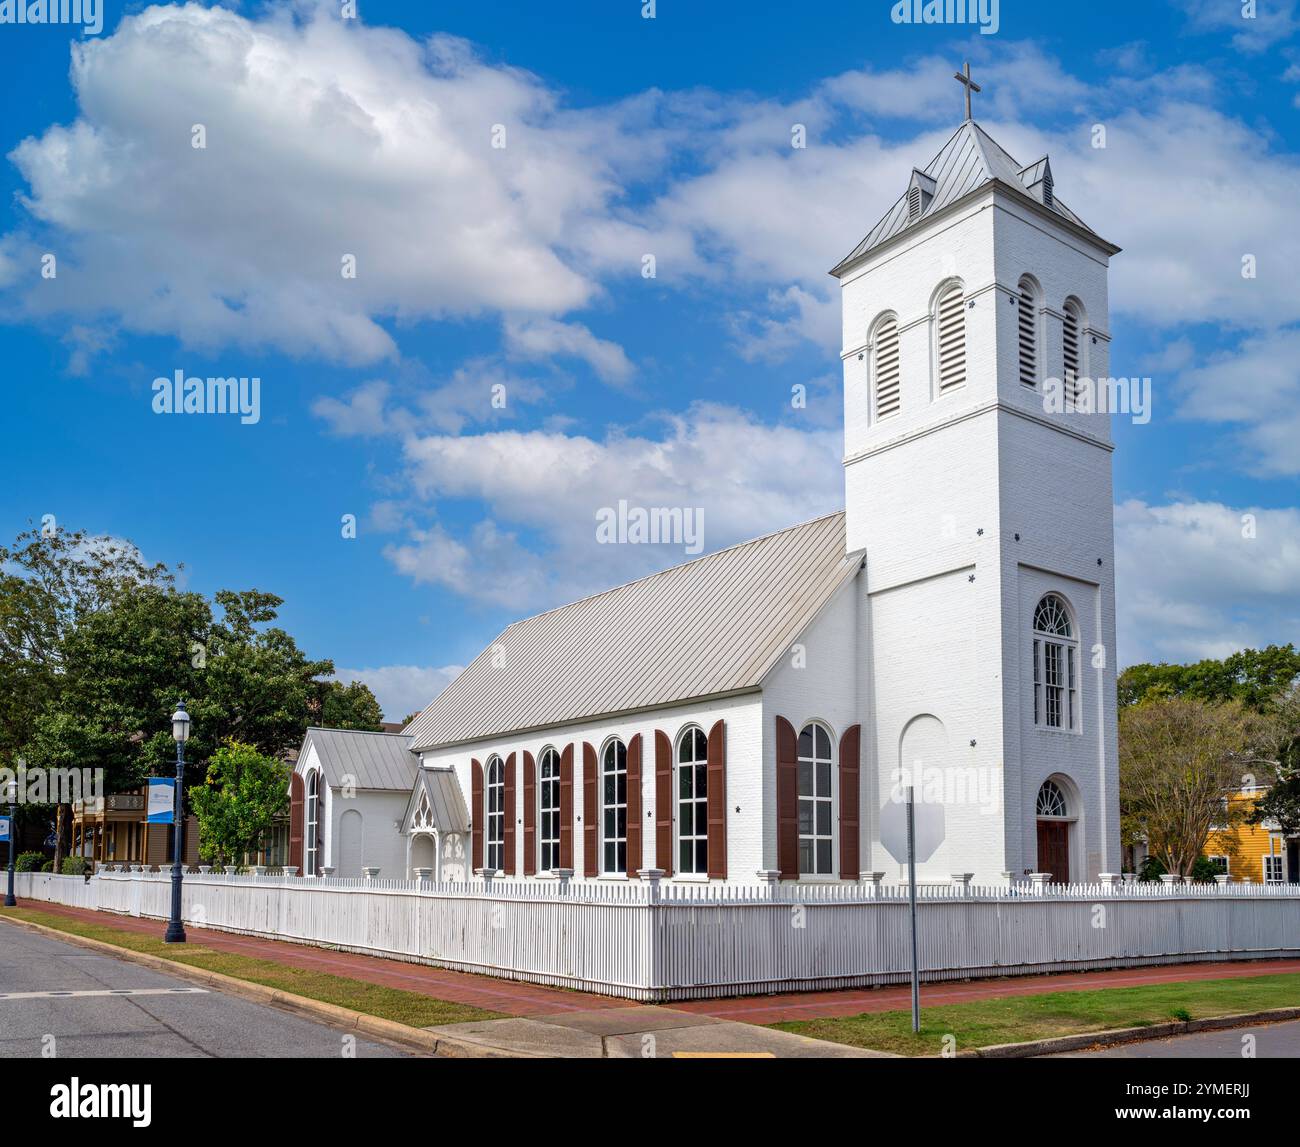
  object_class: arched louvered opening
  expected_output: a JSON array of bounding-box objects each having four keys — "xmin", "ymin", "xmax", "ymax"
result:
[
  {"xmin": 871, "ymin": 313, "xmax": 901, "ymax": 420},
  {"xmin": 1062, "ymin": 298, "xmax": 1084, "ymax": 408},
  {"xmin": 935, "ymin": 282, "xmax": 966, "ymax": 394},
  {"xmin": 1017, "ymin": 276, "xmax": 1039, "ymax": 388}
]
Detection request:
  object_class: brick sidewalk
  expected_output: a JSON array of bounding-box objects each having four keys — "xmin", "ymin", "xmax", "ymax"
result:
[{"xmin": 19, "ymin": 900, "xmax": 1300, "ymax": 1025}]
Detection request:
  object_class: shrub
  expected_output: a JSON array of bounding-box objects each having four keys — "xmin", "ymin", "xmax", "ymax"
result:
[
  {"xmin": 1190, "ymin": 855, "xmax": 1223, "ymax": 883},
  {"xmin": 60, "ymin": 856, "xmax": 89, "ymax": 877},
  {"xmin": 40, "ymin": 859, "xmax": 53, "ymax": 872},
  {"xmin": 15, "ymin": 851, "xmax": 45, "ymax": 872}
]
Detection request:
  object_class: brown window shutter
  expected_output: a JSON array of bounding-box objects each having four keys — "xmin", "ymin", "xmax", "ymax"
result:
[
  {"xmin": 626, "ymin": 734, "xmax": 643, "ymax": 877},
  {"xmin": 654, "ymin": 730, "xmax": 673, "ymax": 876},
  {"xmin": 839, "ymin": 724, "xmax": 861, "ymax": 879},
  {"xmin": 523, "ymin": 750, "xmax": 537, "ymax": 876},
  {"xmin": 706, "ymin": 719, "xmax": 727, "ymax": 879},
  {"xmin": 559, "ymin": 744, "xmax": 574, "ymax": 869},
  {"xmin": 502, "ymin": 751, "xmax": 516, "ymax": 875},
  {"xmin": 288, "ymin": 771, "xmax": 304, "ymax": 872},
  {"xmin": 583, "ymin": 742, "xmax": 598, "ymax": 877},
  {"xmin": 471, "ymin": 758, "xmax": 484, "ymax": 872},
  {"xmin": 776, "ymin": 716, "xmax": 799, "ymax": 879}
]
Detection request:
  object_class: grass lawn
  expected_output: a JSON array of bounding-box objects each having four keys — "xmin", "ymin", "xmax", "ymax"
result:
[
  {"xmin": 0, "ymin": 906, "xmax": 502, "ymax": 1029},
  {"xmin": 771, "ymin": 974, "xmax": 1300, "ymax": 1056}
]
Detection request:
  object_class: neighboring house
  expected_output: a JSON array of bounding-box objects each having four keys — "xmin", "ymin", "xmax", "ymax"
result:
[
  {"xmin": 298, "ymin": 114, "xmax": 1122, "ymax": 886},
  {"xmin": 1205, "ymin": 787, "xmax": 1300, "ymax": 884},
  {"xmin": 70, "ymin": 788, "xmax": 200, "ymax": 869}
]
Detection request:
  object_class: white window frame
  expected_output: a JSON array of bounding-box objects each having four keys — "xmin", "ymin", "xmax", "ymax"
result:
[
  {"xmin": 1206, "ymin": 855, "xmax": 1230, "ymax": 876},
  {"xmin": 676, "ymin": 726, "xmax": 709, "ymax": 876},
  {"xmin": 305, "ymin": 770, "xmax": 320, "ymax": 877},
  {"xmin": 485, "ymin": 756, "xmax": 504, "ymax": 872},
  {"xmin": 601, "ymin": 738, "xmax": 628, "ymax": 876},
  {"xmin": 1264, "ymin": 853, "xmax": 1284, "ymax": 884},
  {"xmin": 1032, "ymin": 594, "xmax": 1080, "ymax": 733},
  {"xmin": 797, "ymin": 721, "xmax": 835, "ymax": 877},
  {"xmin": 538, "ymin": 747, "xmax": 561, "ymax": 873}
]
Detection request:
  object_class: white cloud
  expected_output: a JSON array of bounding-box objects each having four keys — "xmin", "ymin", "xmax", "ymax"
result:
[
  {"xmin": 1115, "ymin": 500, "xmax": 1300, "ymax": 665},
  {"xmin": 504, "ymin": 317, "xmax": 633, "ymax": 385},
  {"xmin": 1175, "ymin": 0, "xmax": 1299, "ymax": 53},
  {"xmin": 332, "ymin": 664, "xmax": 463, "ymax": 723}
]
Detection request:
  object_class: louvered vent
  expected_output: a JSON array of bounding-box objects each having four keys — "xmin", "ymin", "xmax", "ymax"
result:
[
  {"xmin": 1042, "ymin": 170, "xmax": 1054, "ymax": 209},
  {"xmin": 873, "ymin": 316, "xmax": 901, "ymax": 419},
  {"xmin": 1063, "ymin": 304, "xmax": 1081, "ymax": 406},
  {"xmin": 907, "ymin": 186, "xmax": 922, "ymax": 221},
  {"xmin": 936, "ymin": 286, "xmax": 966, "ymax": 392},
  {"xmin": 1017, "ymin": 284, "xmax": 1037, "ymax": 388}
]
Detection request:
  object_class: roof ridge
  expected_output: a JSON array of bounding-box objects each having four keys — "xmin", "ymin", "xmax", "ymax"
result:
[
  {"xmin": 306, "ymin": 726, "xmax": 413, "ymax": 738},
  {"xmin": 501, "ymin": 510, "xmax": 847, "ymax": 631}
]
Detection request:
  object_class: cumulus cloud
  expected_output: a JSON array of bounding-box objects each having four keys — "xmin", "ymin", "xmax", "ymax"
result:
[
  {"xmin": 331, "ymin": 664, "xmax": 463, "ymax": 722},
  {"xmin": 1115, "ymin": 500, "xmax": 1300, "ymax": 665}
]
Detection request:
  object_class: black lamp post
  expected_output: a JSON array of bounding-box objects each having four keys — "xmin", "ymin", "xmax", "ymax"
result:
[
  {"xmin": 164, "ymin": 702, "xmax": 190, "ymax": 943},
  {"xmin": 4, "ymin": 778, "xmax": 17, "ymax": 908}
]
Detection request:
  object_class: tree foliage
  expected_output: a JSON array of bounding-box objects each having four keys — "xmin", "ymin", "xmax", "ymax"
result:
[
  {"xmin": 1119, "ymin": 645, "xmax": 1300, "ymax": 711},
  {"xmin": 319, "ymin": 679, "xmax": 385, "ymax": 731},
  {"xmin": 189, "ymin": 740, "xmax": 291, "ymax": 867}
]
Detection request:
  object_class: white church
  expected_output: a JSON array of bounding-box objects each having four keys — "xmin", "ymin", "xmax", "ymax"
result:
[{"xmin": 291, "ymin": 98, "xmax": 1122, "ymax": 890}]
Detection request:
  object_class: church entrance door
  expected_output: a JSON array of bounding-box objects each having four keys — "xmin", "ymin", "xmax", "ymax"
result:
[{"xmin": 1037, "ymin": 820, "xmax": 1070, "ymax": 884}]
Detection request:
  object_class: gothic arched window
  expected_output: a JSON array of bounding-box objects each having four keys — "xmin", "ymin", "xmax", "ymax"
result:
[
  {"xmin": 601, "ymin": 738, "xmax": 628, "ymax": 875},
  {"xmin": 934, "ymin": 282, "xmax": 967, "ymax": 394},
  {"xmin": 538, "ymin": 747, "xmax": 561, "ymax": 872},
  {"xmin": 485, "ymin": 756, "xmax": 504, "ymax": 871},
  {"xmin": 305, "ymin": 771, "xmax": 320, "ymax": 876},
  {"xmin": 871, "ymin": 312, "xmax": 901, "ymax": 420},
  {"xmin": 677, "ymin": 726, "xmax": 708, "ymax": 875},
  {"xmin": 797, "ymin": 722, "xmax": 835, "ymax": 876},
  {"xmin": 1032, "ymin": 594, "xmax": 1079, "ymax": 731}
]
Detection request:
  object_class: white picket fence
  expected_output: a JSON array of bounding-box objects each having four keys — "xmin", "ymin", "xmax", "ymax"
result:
[{"xmin": 13, "ymin": 869, "xmax": 1300, "ymax": 1001}]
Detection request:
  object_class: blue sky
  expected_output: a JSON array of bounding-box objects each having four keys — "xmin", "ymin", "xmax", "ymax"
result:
[{"xmin": 3, "ymin": 0, "xmax": 1299, "ymax": 718}]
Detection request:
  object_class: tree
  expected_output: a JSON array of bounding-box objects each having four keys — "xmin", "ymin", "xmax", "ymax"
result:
[
  {"xmin": 189, "ymin": 741, "xmax": 290, "ymax": 868},
  {"xmin": 1119, "ymin": 645, "xmax": 1300, "ymax": 710},
  {"xmin": 1120, "ymin": 696, "xmax": 1277, "ymax": 876},
  {"xmin": 319, "ymin": 680, "xmax": 384, "ymax": 731}
]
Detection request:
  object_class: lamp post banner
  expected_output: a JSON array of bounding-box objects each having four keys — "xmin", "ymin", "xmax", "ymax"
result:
[
  {"xmin": 0, "ymin": 816, "xmax": 9, "ymax": 842},
  {"xmin": 146, "ymin": 779, "xmax": 175, "ymax": 824}
]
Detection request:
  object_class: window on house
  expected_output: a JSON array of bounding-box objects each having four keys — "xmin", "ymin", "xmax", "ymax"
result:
[
  {"xmin": 1017, "ymin": 277, "xmax": 1038, "ymax": 388},
  {"xmin": 677, "ymin": 726, "xmax": 709, "ymax": 875},
  {"xmin": 539, "ymin": 747, "xmax": 560, "ymax": 872},
  {"xmin": 797, "ymin": 722, "xmax": 834, "ymax": 876},
  {"xmin": 305, "ymin": 771, "xmax": 320, "ymax": 876},
  {"xmin": 602, "ymin": 739, "xmax": 628, "ymax": 875},
  {"xmin": 935, "ymin": 283, "xmax": 966, "ymax": 393},
  {"xmin": 1207, "ymin": 855, "xmax": 1229, "ymax": 875},
  {"xmin": 486, "ymin": 756, "xmax": 504, "ymax": 871},
  {"xmin": 1264, "ymin": 854, "xmax": 1284, "ymax": 884},
  {"xmin": 872, "ymin": 313, "xmax": 901, "ymax": 419},
  {"xmin": 1033, "ymin": 594, "xmax": 1078, "ymax": 731},
  {"xmin": 1062, "ymin": 298, "xmax": 1083, "ymax": 407}
]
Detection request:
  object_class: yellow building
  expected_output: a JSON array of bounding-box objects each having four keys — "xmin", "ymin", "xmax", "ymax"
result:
[{"xmin": 1204, "ymin": 787, "xmax": 1299, "ymax": 884}]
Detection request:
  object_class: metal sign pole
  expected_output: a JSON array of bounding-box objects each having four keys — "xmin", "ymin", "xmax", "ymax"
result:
[{"xmin": 907, "ymin": 784, "xmax": 920, "ymax": 1034}]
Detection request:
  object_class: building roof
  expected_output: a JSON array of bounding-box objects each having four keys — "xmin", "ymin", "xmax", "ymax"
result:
[
  {"xmin": 830, "ymin": 120, "xmax": 1115, "ymax": 276},
  {"xmin": 300, "ymin": 727, "xmax": 417, "ymax": 792},
  {"xmin": 406, "ymin": 512, "xmax": 863, "ymax": 750},
  {"xmin": 402, "ymin": 767, "xmax": 470, "ymax": 835}
]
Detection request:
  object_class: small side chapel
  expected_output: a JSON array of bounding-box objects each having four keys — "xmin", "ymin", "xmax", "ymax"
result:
[{"xmin": 292, "ymin": 71, "xmax": 1122, "ymax": 888}]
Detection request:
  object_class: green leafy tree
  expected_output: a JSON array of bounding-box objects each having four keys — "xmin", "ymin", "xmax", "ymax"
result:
[
  {"xmin": 189, "ymin": 741, "xmax": 291, "ymax": 868},
  {"xmin": 319, "ymin": 679, "xmax": 384, "ymax": 731},
  {"xmin": 1119, "ymin": 645, "xmax": 1300, "ymax": 711}
]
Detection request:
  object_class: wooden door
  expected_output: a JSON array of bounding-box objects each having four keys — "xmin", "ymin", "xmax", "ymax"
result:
[{"xmin": 1037, "ymin": 821, "xmax": 1070, "ymax": 883}]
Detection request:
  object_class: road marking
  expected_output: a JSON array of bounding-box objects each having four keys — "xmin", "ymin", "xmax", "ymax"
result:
[
  {"xmin": 671, "ymin": 1051, "xmax": 776, "ymax": 1058},
  {"xmin": 0, "ymin": 987, "xmax": 209, "ymax": 1001}
]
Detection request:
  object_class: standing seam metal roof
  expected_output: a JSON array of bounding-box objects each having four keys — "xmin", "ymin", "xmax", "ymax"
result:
[
  {"xmin": 405, "ymin": 513, "xmax": 861, "ymax": 750},
  {"xmin": 300, "ymin": 727, "xmax": 417, "ymax": 791}
]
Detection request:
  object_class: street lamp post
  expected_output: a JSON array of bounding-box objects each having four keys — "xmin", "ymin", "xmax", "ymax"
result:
[
  {"xmin": 4, "ymin": 778, "xmax": 17, "ymax": 908},
  {"xmin": 164, "ymin": 702, "xmax": 190, "ymax": 943}
]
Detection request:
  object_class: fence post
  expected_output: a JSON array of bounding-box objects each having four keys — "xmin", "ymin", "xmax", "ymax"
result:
[
  {"xmin": 1214, "ymin": 874, "xmax": 1231, "ymax": 888},
  {"xmin": 859, "ymin": 871, "xmax": 885, "ymax": 896},
  {"xmin": 1028, "ymin": 873, "xmax": 1052, "ymax": 895},
  {"xmin": 552, "ymin": 867, "xmax": 574, "ymax": 894},
  {"xmin": 950, "ymin": 872, "xmax": 974, "ymax": 896},
  {"xmin": 1098, "ymin": 872, "xmax": 1122, "ymax": 889}
]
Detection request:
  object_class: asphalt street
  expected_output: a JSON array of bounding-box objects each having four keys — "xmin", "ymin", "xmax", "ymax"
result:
[
  {"xmin": 0, "ymin": 921, "xmax": 414, "ymax": 1058},
  {"xmin": 1048, "ymin": 1019, "xmax": 1300, "ymax": 1058}
]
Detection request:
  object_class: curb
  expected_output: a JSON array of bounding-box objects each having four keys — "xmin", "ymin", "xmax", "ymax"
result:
[
  {"xmin": 0, "ymin": 911, "xmax": 531, "ymax": 1059},
  {"xmin": 957, "ymin": 1006, "xmax": 1300, "ymax": 1058}
]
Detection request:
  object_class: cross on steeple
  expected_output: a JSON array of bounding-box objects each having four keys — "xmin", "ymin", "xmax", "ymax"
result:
[{"xmin": 953, "ymin": 60, "xmax": 981, "ymax": 121}]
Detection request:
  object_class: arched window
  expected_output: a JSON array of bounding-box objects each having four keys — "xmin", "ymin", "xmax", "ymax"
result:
[
  {"xmin": 1036, "ymin": 779, "xmax": 1069, "ymax": 818},
  {"xmin": 797, "ymin": 722, "xmax": 834, "ymax": 876},
  {"xmin": 1032, "ymin": 594, "xmax": 1079, "ymax": 731},
  {"xmin": 871, "ymin": 312, "xmax": 901, "ymax": 420},
  {"xmin": 601, "ymin": 739, "xmax": 628, "ymax": 875},
  {"xmin": 935, "ymin": 282, "xmax": 966, "ymax": 394},
  {"xmin": 1062, "ymin": 298, "xmax": 1084, "ymax": 407},
  {"xmin": 1017, "ymin": 276, "xmax": 1039, "ymax": 388},
  {"xmin": 538, "ymin": 747, "xmax": 561, "ymax": 872},
  {"xmin": 485, "ymin": 756, "xmax": 504, "ymax": 871},
  {"xmin": 677, "ymin": 726, "xmax": 708, "ymax": 875},
  {"xmin": 305, "ymin": 771, "xmax": 320, "ymax": 876}
]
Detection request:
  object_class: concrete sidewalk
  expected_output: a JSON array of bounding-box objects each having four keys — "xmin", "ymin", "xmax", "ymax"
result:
[{"xmin": 425, "ymin": 1006, "xmax": 886, "ymax": 1058}]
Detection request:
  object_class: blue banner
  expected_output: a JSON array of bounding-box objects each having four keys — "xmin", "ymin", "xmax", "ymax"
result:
[
  {"xmin": 0, "ymin": 816, "xmax": 9, "ymax": 843},
  {"xmin": 146, "ymin": 778, "xmax": 175, "ymax": 824}
]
